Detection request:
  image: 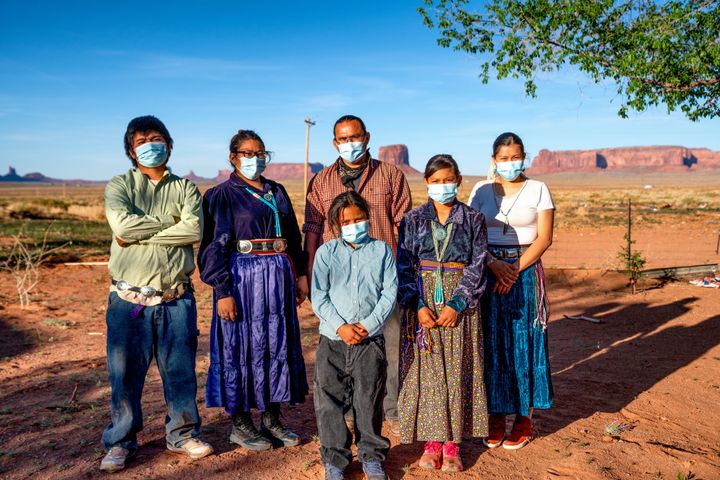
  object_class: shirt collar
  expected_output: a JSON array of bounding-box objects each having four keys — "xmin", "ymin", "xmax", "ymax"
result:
[
  {"xmin": 419, "ymin": 199, "xmax": 464, "ymax": 225},
  {"xmin": 132, "ymin": 167, "xmax": 171, "ymax": 185},
  {"xmin": 340, "ymin": 237, "xmax": 373, "ymax": 251}
]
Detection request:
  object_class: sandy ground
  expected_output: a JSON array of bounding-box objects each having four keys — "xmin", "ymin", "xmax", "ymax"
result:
[{"xmin": 1, "ymin": 261, "xmax": 719, "ymax": 480}]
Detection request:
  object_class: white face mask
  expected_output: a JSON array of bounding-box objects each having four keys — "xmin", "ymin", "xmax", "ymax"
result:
[
  {"xmin": 337, "ymin": 141, "xmax": 366, "ymax": 163},
  {"xmin": 238, "ymin": 156, "xmax": 267, "ymax": 180}
]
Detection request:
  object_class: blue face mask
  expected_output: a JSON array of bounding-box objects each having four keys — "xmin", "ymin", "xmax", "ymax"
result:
[
  {"xmin": 337, "ymin": 141, "xmax": 366, "ymax": 164},
  {"xmin": 239, "ymin": 156, "xmax": 267, "ymax": 180},
  {"xmin": 494, "ymin": 160, "xmax": 525, "ymax": 181},
  {"xmin": 427, "ymin": 183, "xmax": 458, "ymax": 204},
  {"xmin": 135, "ymin": 142, "xmax": 167, "ymax": 167},
  {"xmin": 341, "ymin": 220, "xmax": 370, "ymax": 244}
]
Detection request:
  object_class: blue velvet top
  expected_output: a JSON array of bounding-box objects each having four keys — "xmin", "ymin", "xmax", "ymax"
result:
[
  {"xmin": 397, "ymin": 199, "xmax": 488, "ymax": 312},
  {"xmin": 198, "ymin": 172, "xmax": 307, "ymax": 299}
]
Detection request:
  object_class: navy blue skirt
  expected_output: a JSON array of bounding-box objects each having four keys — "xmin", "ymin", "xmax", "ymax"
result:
[
  {"xmin": 206, "ymin": 253, "xmax": 308, "ymax": 414},
  {"xmin": 482, "ymin": 260, "xmax": 553, "ymax": 416}
]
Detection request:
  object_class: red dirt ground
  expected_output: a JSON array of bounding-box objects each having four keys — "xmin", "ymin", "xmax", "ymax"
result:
[{"xmin": 1, "ymin": 264, "xmax": 719, "ymax": 480}]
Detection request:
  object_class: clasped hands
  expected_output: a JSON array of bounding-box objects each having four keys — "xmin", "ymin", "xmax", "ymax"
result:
[
  {"xmin": 489, "ymin": 259, "xmax": 520, "ymax": 295},
  {"xmin": 418, "ymin": 305, "xmax": 459, "ymax": 329},
  {"xmin": 337, "ymin": 323, "xmax": 369, "ymax": 345}
]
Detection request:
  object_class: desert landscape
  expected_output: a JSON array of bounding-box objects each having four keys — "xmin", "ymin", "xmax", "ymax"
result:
[{"xmin": 1, "ymin": 168, "xmax": 719, "ymax": 480}]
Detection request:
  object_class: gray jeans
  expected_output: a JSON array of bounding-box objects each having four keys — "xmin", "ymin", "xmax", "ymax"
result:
[
  {"xmin": 382, "ymin": 305, "xmax": 401, "ymax": 420},
  {"xmin": 314, "ymin": 335, "xmax": 390, "ymax": 469}
]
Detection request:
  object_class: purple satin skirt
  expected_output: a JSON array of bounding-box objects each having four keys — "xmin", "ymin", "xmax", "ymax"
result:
[{"xmin": 206, "ymin": 252, "xmax": 308, "ymax": 414}]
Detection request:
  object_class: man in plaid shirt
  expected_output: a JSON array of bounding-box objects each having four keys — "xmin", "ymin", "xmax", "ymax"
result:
[{"xmin": 304, "ymin": 114, "xmax": 412, "ymax": 435}]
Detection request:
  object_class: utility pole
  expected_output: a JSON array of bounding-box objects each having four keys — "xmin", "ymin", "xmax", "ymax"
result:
[{"xmin": 303, "ymin": 117, "xmax": 316, "ymax": 195}]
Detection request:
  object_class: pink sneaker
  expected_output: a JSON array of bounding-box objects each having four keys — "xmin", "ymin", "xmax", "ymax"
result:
[
  {"xmin": 441, "ymin": 441, "xmax": 463, "ymax": 472},
  {"xmin": 418, "ymin": 441, "xmax": 442, "ymax": 470}
]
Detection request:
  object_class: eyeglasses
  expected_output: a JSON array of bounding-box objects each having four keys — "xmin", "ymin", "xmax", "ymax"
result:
[
  {"xmin": 495, "ymin": 154, "xmax": 524, "ymax": 162},
  {"xmin": 234, "ymin": 150, "xmax": 272, "ymax": 160},
  {"xmin": 335, "ymin": 133, "xmax": 366, "ymax": 143}
]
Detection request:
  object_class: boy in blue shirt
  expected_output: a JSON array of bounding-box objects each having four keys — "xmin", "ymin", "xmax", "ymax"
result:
[{"xmin": 312, "ymin": 191, "xmax": 397, "ymax": 480}]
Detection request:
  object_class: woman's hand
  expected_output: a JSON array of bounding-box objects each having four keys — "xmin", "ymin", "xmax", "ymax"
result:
[
  {"xmin": 436, "ymin": 305, "xmax": 459, "ymax": 327},
  {"xmin": 295, "ymin": 275, "xmax": 309, "ymax": 306},
  {"xmin": 418, "ymin": 306, "xmax": 437, "ymax": 329},
  {"xmin": 217, "ymin": 296, "xmax": 237, "ymax": 322},
  {"xmin": 489, "ymin": 260, "xmax": 519, "ymax": 294}
]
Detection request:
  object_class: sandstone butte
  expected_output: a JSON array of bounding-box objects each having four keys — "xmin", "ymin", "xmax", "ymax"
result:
[
  {"xmin": 377, "ymin": 144, "xmax": 422, "ymax": 176},
  {"xmin": 527, "ymin": 146, "xmax": 720, "ymax": 174},
  {"xmin": 183, "ymin": 144, "xmax": 421, "ymax": 183}
]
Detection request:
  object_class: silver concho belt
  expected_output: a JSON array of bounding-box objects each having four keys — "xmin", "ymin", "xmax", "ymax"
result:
[
  {"xmin": 112, "ymin": 280, "xmax": 188, "ymax": 302},
  {"xmin": 237, "ymin": 238, "xmax": 288, "ymax": 254}
]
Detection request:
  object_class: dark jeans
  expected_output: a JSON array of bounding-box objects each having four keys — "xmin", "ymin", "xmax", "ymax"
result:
[
  {"xmin": 382, "ymin": 305, "xmax": 400, "ymax": 420},
  {"xmin": 102, "ymin": 292, "xmax": 201, "ymax": 451},
  {"xmin": 314, "ymin": 335, "xmax": 390, "ymax": 469}
]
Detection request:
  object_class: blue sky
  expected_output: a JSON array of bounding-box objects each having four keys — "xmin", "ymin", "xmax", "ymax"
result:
[{"xmin": 1, "ymin": 0, "xmax": 717, "ymax": 180}]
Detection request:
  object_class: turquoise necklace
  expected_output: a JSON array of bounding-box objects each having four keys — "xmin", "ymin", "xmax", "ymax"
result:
[{"xmin": 430, "ymin": 221, "xmax": 454, "ymax": 307}]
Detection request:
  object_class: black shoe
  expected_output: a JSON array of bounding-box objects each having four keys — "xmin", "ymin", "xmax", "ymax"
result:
[
  {"xmin": 260, "ymin": 406, "xmax": 301, "ymax": 447},
  {"xmin": 230, "ymin": 412, "xmax": 273, "ymax": 451}
]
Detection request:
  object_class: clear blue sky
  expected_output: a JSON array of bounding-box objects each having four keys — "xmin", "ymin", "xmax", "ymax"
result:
[{"xmin": 1, "ymin": 0, "xmax": 717, "ymax": 180}]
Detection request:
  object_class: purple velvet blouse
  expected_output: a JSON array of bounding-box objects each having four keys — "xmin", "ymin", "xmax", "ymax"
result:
[{"xmin": 198, "ymin": 172, "xmax": 307, "ymax": 298}]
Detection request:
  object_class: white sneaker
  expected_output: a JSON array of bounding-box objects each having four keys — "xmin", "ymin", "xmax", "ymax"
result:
[
  {"xmin": 99, "ymin": 446, "xmax": 134, "ymax": 473},
  {"xmin": 166, "ymin": 438, "xmax": 214, "ymax": 460}
]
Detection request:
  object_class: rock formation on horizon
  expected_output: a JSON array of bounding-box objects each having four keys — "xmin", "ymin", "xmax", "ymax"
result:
[
  {"xmin": 528, "ymin": 146, "xmax": 720, "ymax": 174},
  {"xmin": 184, "ymin": 162, "xmax": 325, "ymax": 184},
  {"xmin": 377, "ymin": 144, "xmax": 421, "ymax": 175}
]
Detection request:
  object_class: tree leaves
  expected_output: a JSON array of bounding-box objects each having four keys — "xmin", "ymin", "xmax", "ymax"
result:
[{"xmin": 419, "ymin": 0, "xmax": 720, "ymax": 120}]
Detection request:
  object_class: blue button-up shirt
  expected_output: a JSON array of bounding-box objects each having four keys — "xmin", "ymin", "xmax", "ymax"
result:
[{"xmin": 312, "ymin": 237, "xmax": 397, "ymax": 341}]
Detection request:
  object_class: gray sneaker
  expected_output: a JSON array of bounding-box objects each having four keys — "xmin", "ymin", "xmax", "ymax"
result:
[
  {"xmin": 362, "ymin": 460, "xmax": 388, "ymax": 480},
  {"xmin": 166, "ymin": 438, "xmax": 214, "ymax": 460},
  {"xmin": 324, "ymin": 463, "xmax": 345, "ymax": 480},
  {"xmin": 99, "ymin": 446, "xmax": 135, "ymax": 473}
]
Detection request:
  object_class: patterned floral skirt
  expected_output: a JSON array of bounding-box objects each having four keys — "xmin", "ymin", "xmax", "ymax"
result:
[{"xmin": 398, "ymin": 267, "xmax": 488, "ymax": 444}]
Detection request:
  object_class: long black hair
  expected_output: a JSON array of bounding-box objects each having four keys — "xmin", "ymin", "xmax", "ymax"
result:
[
  {"xmin": 492, "ymin": 132, "xmax": 525, "ymax": 158},
  {"xmin": 327, "ymin": 191, "xmax": 370, "ymax": 236},
  {"xmin": 424, "ymin": 154, "xmax": 461, "ymax": 179}
]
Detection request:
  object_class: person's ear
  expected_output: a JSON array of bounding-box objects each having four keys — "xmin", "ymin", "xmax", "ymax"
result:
[
  {"xmin": 332, "ymin": 138, "xmax": 339, "ymax": 151},
  {"xmin": 364, "ymin": 131, "xmax": 371, "ymax": 145},
  {"xmin": 457, "ymin": 175, "xmax": 463, "ymax": 187},
  {"xmin": 229, "ymin": 153, "xmax": 239, "ymax": 169}
]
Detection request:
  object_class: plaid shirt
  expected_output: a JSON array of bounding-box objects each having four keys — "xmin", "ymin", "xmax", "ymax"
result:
[{"xmin": 303, "ymin": 157, "xmax": 412, "ymax": 252}]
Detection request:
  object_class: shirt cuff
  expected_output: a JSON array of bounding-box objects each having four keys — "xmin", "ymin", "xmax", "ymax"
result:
[
  {"xmin": 416, "ymin": 296, "xmax": 426, "ymax": 312},
  {"xmin": 446, "ymin": 295, "xmax": 467, "ymax": 314},
  {"xmin": 214, "ymin": 283, "xmax": 233, "ymax": 299},
  {"xmin": 301, "ymin": 222, "xmax": 323, "ymax": 234}
]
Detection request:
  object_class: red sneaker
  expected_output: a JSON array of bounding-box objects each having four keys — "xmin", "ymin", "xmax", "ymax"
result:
[
  {"xmin": 483, "ymin": 414, "xmax": 506, "ymax": 448},
  {"xmin": 503, "ymin": 416, "xmax": 532, "ymax": 450},
  {"xmin": 441, "ymin": 442, "xmax": 463, "ymax": 472},
  {"xmin": 418, "ymin": 441, "xmax": 442, "ymax": 470}
]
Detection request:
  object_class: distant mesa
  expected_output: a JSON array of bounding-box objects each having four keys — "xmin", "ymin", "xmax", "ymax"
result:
[
  {"xmin": 378, "ymin": 144, "xmax": 422, "ymax": 176},
  {"xmin": 184, "ymin": 163, "xmax": 325, "ymax": 183},
  {"xmin": 528, "ymin": 146, "xmax": 720, "ymax": 174},
  {"xmin": 0, "ymin": 166, "xmax": 101, "ymax": 184}
]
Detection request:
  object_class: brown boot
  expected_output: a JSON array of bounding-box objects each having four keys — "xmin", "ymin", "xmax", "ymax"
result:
[
  {"xmin": 483, "ymin": 414, "xmax": 506, "ymax": 448},
  {"xmin": 503, "ymin": 416, "xmax": 532, "ymax": 450}
]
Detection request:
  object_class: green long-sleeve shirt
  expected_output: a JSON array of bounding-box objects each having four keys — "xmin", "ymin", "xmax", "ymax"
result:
[{"xmin": 105, "ymin": 168, "xmax": 203, "ymax": 291}]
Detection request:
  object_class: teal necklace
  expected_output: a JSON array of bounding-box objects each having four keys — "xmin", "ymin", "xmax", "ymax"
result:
[
  {"xmin": 430, "ymin": 221, "xmax": 454, "ymax": 307},
  {"xmin": 245, "ymin": 188, "xmax": 282, "ymax": 238}
]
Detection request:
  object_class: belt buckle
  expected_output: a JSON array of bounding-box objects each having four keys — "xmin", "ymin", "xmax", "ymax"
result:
[
  {"xmin": 238, "ymin": 240, "xmax": 253, "ymax": 254},
  {"xmin": 161, "ymin": 288, "xmax": 178, "ymax": 302},
  {"xmin": 140, "ymin": 285, "xmax": 157, "ymax": 297},
  {"xmin": 273, "ymin": 239, "xmax": 287, "ymax": 253}
]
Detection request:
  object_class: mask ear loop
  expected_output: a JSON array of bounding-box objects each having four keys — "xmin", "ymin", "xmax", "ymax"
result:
[{"xmin": 487, "ymin": 158, "xmax": 497, "ymax": 182}]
